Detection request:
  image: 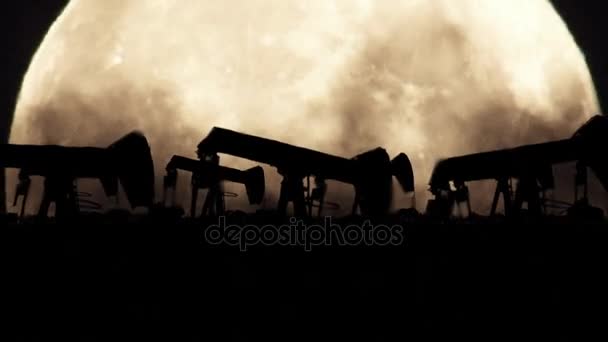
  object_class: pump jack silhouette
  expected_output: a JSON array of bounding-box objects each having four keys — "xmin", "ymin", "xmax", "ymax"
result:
[
  {"xmin": 196, "ymin": 127, "xmax": 415, "ymax": 217},
  {"xmin": 0, "ymin": 132, "xmax": 154, "ymax": 220},
  {"xmin": 427, "ymin": 115, "xmax": 608, "ymax": 219},
  {"xmin": 163, "ymin": 154, "xmax": 265, "ymax": 217}
]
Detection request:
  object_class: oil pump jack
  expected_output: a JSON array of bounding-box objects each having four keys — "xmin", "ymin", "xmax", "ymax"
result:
[
  {"xmin": 426, "ymin": 115, "xmax": 608, "ymax": 219},
  {"xmin": 0, "ymin": 132, "xmax": 155, "ymax": 220},
  {"xmin": 163, "ymin": 155, "xmax": 265, "ymax": 217},
  {"xmin": 196, "ymin": 127, "xmax": 415, "ymax": 217}
]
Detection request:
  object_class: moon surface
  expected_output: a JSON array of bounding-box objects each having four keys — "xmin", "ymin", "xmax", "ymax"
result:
[{"xmin": 9, "ymin": 0, "xmax": 600, "ymax": 214}]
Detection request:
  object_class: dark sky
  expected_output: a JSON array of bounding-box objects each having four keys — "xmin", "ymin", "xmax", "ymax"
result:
[
  {"xmin": 551, "ymin": 0, "xmax": 607, "ymax": 111},
  {"xmin": 1, "ymin": 0, "xmax": 606, "ymax": 210},
  {"xmin": 3, "ymin": 0, "xmax": 69, "ymax": 143}
]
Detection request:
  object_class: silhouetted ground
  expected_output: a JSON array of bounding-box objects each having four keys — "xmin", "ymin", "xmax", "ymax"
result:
[{"xmin": 2, "ymin": 213, "xmax": 607, "ymax": 341}]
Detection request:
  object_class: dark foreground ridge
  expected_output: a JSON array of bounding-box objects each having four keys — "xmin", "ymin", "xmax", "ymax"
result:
[{"xmin": 2, "ymin": 212, "xmax": 608, "ymax": 340}]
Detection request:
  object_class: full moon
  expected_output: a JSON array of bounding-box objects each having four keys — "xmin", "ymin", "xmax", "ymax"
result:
[{"xmin": 9, "ymin": 0, "xmax": 600, "ymax": 213}]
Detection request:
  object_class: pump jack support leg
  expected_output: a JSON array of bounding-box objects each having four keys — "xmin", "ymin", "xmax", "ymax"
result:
[
  {"xmin": 202, "ymin": 187, "xmax": 217, "ymax": 217},
  {"xmin": 491, "ymin": 181, "xmax": 501, "ymax": 216},
  {"xmin": 190, "ymin": 186, "xmax": 199, "ymax": 218},
  {"xmin": 292, "ymin": 179, "xmax": 307, "ymax": 218},
  {"xmin": 277, "ymin": 176, "xmax": 307, "ymax": 217}
]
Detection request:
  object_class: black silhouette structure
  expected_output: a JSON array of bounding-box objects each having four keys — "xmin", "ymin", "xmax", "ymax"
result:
[
  {"xmin": 163, "ymin": 155, "xmax": 265, "ymax": 217},
  {"xmin": 427, "ymin": 115, "xmax": 608, "ymax": 219},
  {"xmin": 196, "ymin": 127, "xmax": 415, "ymax": 217},
  {"xmin": 1, "ymin": 132, "xmax": 154, "ymax": 219}
]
